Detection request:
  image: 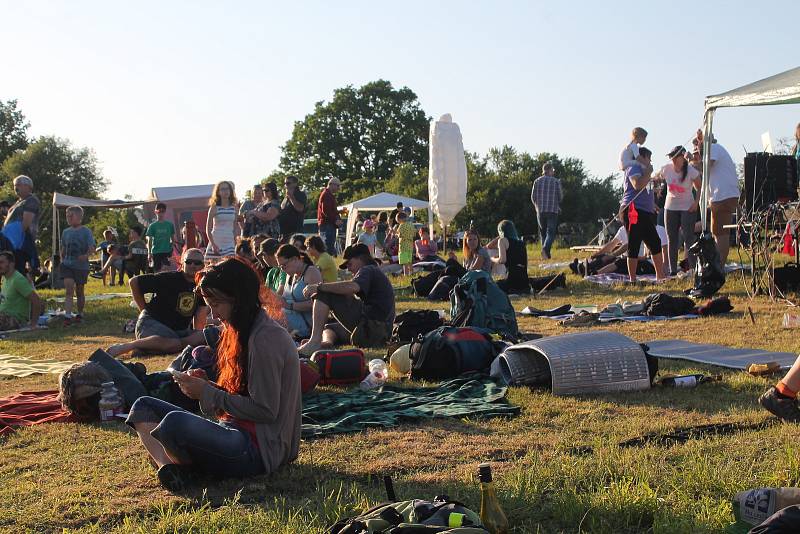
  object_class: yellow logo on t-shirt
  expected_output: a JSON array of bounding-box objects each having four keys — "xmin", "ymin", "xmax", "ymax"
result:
[{"xmin": 176, "ymin": 292, "xmax": 197, "ymax": 317}]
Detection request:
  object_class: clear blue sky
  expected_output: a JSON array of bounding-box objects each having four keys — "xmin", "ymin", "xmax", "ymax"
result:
[{"xmin": 4, "ymin": 0, "xmax": 799, "ymax": 201}]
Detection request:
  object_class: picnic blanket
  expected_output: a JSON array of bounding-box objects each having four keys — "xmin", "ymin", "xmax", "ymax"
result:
[
  {"xmin": 645, "ymin": 339, "xmax": 797, "ymax": 370},
  {"xmin": 0, "ymin": 355, "xmax": 75, "ymax": 378},
  {"xmin": 584, "ymin": 273, "xmax": 667, "ymax": 285},
  {"xmin": 520, "ymin": 306, "xmax": 699, "ymax": 323},
  {"xmin": 52, "ymin": 292, "xmax": 129, "ymax": 303},
  {"xmin": 301, "ymin": 375, "xmax": 519, "ymax": 438},
  {"xmin": 0, "ymin": 390, "xmax": 77, "ymax": 435},
  {"xmin": 537, "ymin": 261, "xmax": 571, "ymax": 271}
]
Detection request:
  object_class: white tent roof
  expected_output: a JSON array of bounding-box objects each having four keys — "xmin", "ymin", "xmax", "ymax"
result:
[
  {"xmin": 342, "ymin": 192, "xmax": 429, "ymax": 247},
  {"xmin": 150, "ymin": 184, "xmax": 215, "ymax": 201},
  {"xmin": 705, "ymin": 66, "xmax": 800, "ymax": 110},
  {"xmin": 52, "ymin": 192, "xmax": 150, "ymax": 208},
  {"xmin": 340, "ymin": 191, "xmax": 428, "ymax": 211}
]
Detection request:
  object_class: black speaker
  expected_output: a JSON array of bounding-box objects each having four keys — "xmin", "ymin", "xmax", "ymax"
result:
[{"xmin": 744, "ymin": 153, "xmax": 798, "ymax": 212}]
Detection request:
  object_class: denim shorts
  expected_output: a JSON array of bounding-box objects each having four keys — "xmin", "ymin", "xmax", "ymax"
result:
[
  {"xmin": 126, "ymin": 396, "xmax": 265, "ymax": 478},
  {"xmin": 135, "ymin": 311, "xmax": 193, "ymax": 340}
]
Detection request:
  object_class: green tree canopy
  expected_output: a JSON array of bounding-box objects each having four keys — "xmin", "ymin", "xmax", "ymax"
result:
[
  {"xmin": 280, "ymin": 80, "xmax": 430, "ymax": 200},
  {"xmin": 0, "ymin": 99, "xmax": 30, "ymax": 165},
  {"xmin": 0, "ymin": 136, "xmax": 107, "ymax": 257}
]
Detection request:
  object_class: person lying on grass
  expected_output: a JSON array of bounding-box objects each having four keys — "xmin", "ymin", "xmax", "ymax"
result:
[
  {"xmin": 125, "ymin": 257, "xmax": 301, "ymax": 492},
  {"xmin": 106, "ymin": 248, "xmax": 207, "ymax": 357}
]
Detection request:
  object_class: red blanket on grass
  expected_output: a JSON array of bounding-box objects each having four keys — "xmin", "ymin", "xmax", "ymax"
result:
[{"xmin": 0, "ymin": 390, "xmax": 77, "ymax": 435}]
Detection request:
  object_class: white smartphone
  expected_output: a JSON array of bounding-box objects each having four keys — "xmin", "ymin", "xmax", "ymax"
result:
[{"xmin": 168, "ymin": 368, "xmax": 187, "ymax": 379}]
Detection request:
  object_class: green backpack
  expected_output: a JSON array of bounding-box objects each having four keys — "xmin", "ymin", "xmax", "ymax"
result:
[
  {"xmin": 450, "ymin": 270, "xmax": 518, "ymax": 339},
  {"xmin": 328, "ymin": 498, "xmax": 488, "ymax": 534}
]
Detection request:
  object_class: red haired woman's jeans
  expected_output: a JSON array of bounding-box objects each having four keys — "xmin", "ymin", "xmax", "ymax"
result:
[{"xmin": 126, "ymin": 396, "xmax": 264, "ymax": 479}]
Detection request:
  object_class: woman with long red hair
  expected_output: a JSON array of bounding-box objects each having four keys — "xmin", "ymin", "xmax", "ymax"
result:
[{"xmin": 124, "ymin": 257, "xmax": 301, "ymax": 491}]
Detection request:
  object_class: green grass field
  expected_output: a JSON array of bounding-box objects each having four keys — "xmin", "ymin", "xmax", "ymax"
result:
[{"xmin": 1, "ymin": 247, "xmax": 799, "ymax": 533}]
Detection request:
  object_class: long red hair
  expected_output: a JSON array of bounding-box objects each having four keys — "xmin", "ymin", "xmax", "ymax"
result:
[{"xmin": 196, "ymin": 258, "xmax": 285, "ymax": 394}]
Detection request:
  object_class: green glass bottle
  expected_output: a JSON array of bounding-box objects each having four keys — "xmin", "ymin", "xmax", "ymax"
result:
[{"xmin": 478, "ymin": 463, "xmax": 509, "ymax": 534}]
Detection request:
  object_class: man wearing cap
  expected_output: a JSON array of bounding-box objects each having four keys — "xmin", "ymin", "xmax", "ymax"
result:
[
  {"xmin": 4, "ymin": 175, "xmax": 41, "ymax": 274},
  {"xmin": 106, "ymin": 248, "xmax": 207, "ymax": 357},
  {"xmin": 317, "ymin": 177, "xmax": 342, "ymax": 256},
  {"xmin": 531, "ymin": 162, "xmax": 562, "ymax": 260},
  {"xmin": 146, "ymin": 202, "xmax": 175, "ymax": 272},
  {"xmin": 297, "ymin": 243, "xmax": 395, "ymax": 355}
]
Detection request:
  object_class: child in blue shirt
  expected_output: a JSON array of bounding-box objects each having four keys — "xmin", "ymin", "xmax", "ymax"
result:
[{"xmin": 60, "ymin": 206, "xmax": 95, "ymax": 325}]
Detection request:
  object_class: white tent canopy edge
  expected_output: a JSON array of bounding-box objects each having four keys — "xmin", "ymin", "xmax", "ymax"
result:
[
  {"xmin": 51, "ymin": 193, "xmax": 152, "ymax": 278},
  {"xmin": 699, "ymin": 66, "xmax": 800, "ymax": 229},
  {"xmin": 340, "ymin": 191, "xmax": 430, "ymax": 247}
]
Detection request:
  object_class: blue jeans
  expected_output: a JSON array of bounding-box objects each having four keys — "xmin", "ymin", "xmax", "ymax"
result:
[
  {"xmin": 537, "ymin": 211, "xmax": 558, "ymax": 256},
  {"xmin": 126, "ymin": 396, "xmax": 264, "ymax": 478},
  {"xmin": 319, "ymin": 223, "xmax": 338, "ymax": 256}
]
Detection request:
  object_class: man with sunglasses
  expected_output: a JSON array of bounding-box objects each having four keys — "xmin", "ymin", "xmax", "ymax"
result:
[
  {"xmin": 107, "ymin": 248, "xmax": 207, "ymax": 357},
  {"xmin": 278, "ymin": 175, "xmax": 307, "ymax": 243}
]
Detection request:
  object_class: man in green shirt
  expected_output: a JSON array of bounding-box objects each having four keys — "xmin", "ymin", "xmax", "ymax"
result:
[
  {"xmin": 0, "ymin": 251, "xmax": 41, "ymax": 330},
  {"xmin": 146, "ymin": 202, "xmax": 176, "ymax": 272}
]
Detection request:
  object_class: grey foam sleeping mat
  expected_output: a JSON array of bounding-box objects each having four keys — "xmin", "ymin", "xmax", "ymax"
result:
[{"xmin": 645, "ymin": 339, "xmax": 798, "ymax": 370}]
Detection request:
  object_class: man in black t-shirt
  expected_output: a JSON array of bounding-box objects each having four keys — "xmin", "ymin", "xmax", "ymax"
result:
[
  {"xmin": 107, "ymin": 248, "xmax": 207, "ymax": 356},
  {"xmin": 278, "ymin": 175, "xmax": 307, "ymax": 242},
  {"xmin": 297, "ymin": 243, "xmax": 395, "ymax": 355}
]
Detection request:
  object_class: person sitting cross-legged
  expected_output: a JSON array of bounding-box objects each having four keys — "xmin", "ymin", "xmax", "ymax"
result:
[
  {"xmin": 125, "ymin": 257, "xmax": 301, "ymax": 492},
  {"xmin": 106, "ymin": 248, "xmax": 207, "ymax": 357},
  {"xmin": 297, "ymin": 243, "xmax": 395, "ymax": 355},
  {"xmin": 0, "ymin": 251, "xmax": 41, "ymax": 331}
]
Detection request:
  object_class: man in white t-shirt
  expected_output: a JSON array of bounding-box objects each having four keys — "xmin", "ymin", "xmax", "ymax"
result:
[{"xmin": 707, "ymin": 138, "xmax": 740, "ymax": 265}]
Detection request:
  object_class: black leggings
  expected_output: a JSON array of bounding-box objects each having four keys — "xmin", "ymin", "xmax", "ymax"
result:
[{"xmin": 623, "ymin": 209, "xmax": 661, "ymax": 258}]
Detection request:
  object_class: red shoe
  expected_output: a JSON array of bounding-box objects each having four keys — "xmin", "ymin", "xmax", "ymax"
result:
[{"xmin": 63, "ymin": 317, "xmax": 72, "ymax": 327}]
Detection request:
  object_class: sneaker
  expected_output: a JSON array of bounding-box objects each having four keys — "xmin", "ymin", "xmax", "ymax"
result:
[
  {"xmin": 90, "ymin": 272, "xmax": 104, "ymax": 279},
  {"xmin": 156, "ymin": 464, "xmax": 195, "ymax": 492},
  {"xmin": 63, "ymin": 316, "xmax": 72, "ymax": 327},
  {"xmin": 559, "ymin": 310, "xmax": 600, "ymax": 327},
  {"xmin": 759, "ymin": 387, "xmax": 800, "ymax": 422}
]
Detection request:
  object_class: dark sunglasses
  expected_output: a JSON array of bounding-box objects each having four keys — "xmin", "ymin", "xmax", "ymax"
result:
[{"xmin": 184, "ymin": 259, "xmax": 204, "ymax": 266}]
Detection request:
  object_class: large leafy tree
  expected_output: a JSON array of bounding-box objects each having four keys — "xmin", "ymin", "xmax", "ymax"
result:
[
  {"xmin": 280, "ymin": 80, "xmax": 430, "ymax": 200},
  {"xmin": 0, "ymin": 99, "xmax": 30, "ymax": 165},
  {"xmin": 0, "ymin": 136, "xmax": 107, "ymax": 257}
]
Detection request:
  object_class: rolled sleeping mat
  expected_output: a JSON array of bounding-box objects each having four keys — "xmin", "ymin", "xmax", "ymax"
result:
[
  {"xmin": 490, "ymin": 350, "xmax": 551, "ymax": 387},
  {"xmin": 496, "ymin": 331, "xmax": 651, "ymax": 395}
]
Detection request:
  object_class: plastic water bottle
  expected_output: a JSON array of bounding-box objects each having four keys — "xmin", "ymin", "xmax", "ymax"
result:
[
  {"xmin": 360, "ymin": 359, "xmax": 388, "ymax": 390},
  {"xmin": 98, "ymin": 382, "xmax": 124, "ymax": 422},
  {"xmin": 660, "ymin": 374, "xmax": 721, "ymax": 387}
]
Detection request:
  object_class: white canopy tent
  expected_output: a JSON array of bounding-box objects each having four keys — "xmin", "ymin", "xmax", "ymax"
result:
[
  {"xmin": 51, "ymin": 193, "xmax": 152, "ymax": 283},
  {"xmin": 341, "ymin": 192, "xmax": 429, "ymax": 247},
  {"xmin": 699, "ymin": 66, "xmax": 800, "ymax": 226}
]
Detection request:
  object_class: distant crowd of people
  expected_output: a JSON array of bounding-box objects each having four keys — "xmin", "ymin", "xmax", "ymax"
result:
[{"xmin": 555, "ymin": 127, "xmax": 742, "ymax": 282}]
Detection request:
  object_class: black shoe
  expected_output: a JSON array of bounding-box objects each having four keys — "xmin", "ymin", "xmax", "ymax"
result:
[
  {"xmin": 157, "ymin": 464, "xmax": 195, "ymax": 492},
  {"xmin": 759, "ymin": 386, "xmax": 800, "ymax": 423},
  {"xmin": 569, "ymin": 259, "xmax": 580, "ymax": 275}
]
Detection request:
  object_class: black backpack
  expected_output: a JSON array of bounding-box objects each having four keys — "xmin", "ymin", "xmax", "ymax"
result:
[
  {"xmin": 409, "ymin": 326, "xmax": 499, "ymax": 381},
  {"xmin": 411, "ymin": 270, "xmax": 442, "ymax": 298},
  {"xmin": 390, "ymin": 310, "xmax": 444, "ymax": 346},
  {"xmin": 642, "ymin": 293, "xmax": 696, "ymax": 317}
]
